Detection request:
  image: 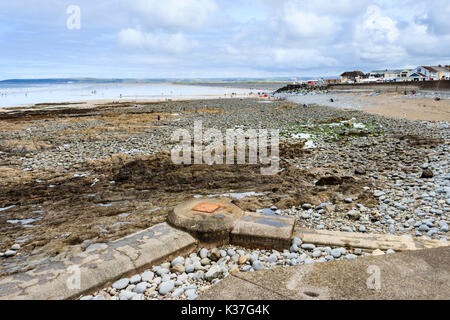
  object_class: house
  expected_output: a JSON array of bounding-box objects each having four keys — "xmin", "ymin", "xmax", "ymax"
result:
[
  {"xmin": 322, "ymin": 78, "xmax": 340, "ymax": 85},
  {"xmin": 408, "ymin": 72, "xmax": 427, "ymax": 82},
  {"xmin": 368, "ymin": 69, "xmax": 413, "ymax": 81},
  {"xmin": 432, "ymin": 66, "xmax": 450, "ymax": 80},
  {"xmin": 340, "ymin": 71, "xmax": 365, "ymax": 83},
  {"xmin": 412, "ymin": 66, "xmax": 450, "ymax": 80}
]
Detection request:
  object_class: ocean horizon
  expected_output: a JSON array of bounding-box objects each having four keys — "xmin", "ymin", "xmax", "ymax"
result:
[{"xmin": 0, "ymin": 80, "xmax": 274, "ymax": 108}]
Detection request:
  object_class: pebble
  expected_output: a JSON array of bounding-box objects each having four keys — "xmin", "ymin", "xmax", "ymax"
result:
[
  {"xmin": 185, "ymin": 289, "xmax": 198, "ymax": 300},
  {"xmin": 112, "ymin": 278, "xmax": 129, "ymax": 290},
  {"xmin": 185, "ymin": 264, "xmax": 195, "ymax": 273},
  {"xmin": 171, "ymin": 256, "xmax": 184, "ymax": 267},
  {"xmin": 119, "ymin": 291, "xmax": 136, "ymax": 300},
  {"xmin": 4, "ymin": 250, "xmax": 16, "ymax": 257},
  {"xmin": 141, "ymin": 271, "xmax": 154, "ymax": 282},
  {"xmin": 372, "ymin": 249, "xmax": 385, "ymax": 256},
  {"xmin": 134, "ymin": 282, "xmax": 148, "ymax": 294},
  {"xmin": 11, "ymin": 244, "xmax": 21, "ymax": 250},
  {"xmin": 252, "ymin": 260, "xmax": 264, "ymax": 271},
  {"xmin": 171, "ymin": 288, "xmax": 185, "ymax": 298},
  {"xmin": 199, "ymin": 248, "xmax": 208, "ymax": 259},
  {"xmin": 301, "ymin": 244, "xmax": 315, "ymax": 251},
  {"xmin": 331, "ymin": 249, "xmax": 342, "ymax": 258},
  {"xmin": 129, "ymin": 274, "xmax": 141, "ymax": 284},
  {"xmin": 292, "ymin": 237, "xmax": 302, "ymax": 246},
  {"xmin": 159, "ymin": 281, "xmax": 175, "ymax": 295},
  {"xmin": 205, "ymin": 266, "xmax": 223, "ymax": 281}
]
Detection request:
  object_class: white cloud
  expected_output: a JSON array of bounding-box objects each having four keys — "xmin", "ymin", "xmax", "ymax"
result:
[
  {"xmin": 273, "ymin": 48, "xmax": 337, "ymax": 67},
  {"xmin": 118, "ymin": 28, "xmax": 195, "ymax": 54},
  {"xmin": 127, "ymin": 0, "xmax": 219, "ymax": 31},
  {"xmin": 354, "ymin": 5, "xmax": 406, "ymax": 63},
  {"xmin": 282, "ymin": 8, "xmax": 338, "ymax": 39}
]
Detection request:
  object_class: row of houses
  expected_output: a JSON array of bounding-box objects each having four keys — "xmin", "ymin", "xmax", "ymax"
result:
[{"xmin": 339, "ymin": 65, "xmax": 450, "ymax": 84}]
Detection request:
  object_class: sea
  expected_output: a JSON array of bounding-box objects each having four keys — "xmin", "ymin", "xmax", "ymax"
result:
[{"xmin": 0, "ymin": 79, "xmax": 266, "ymax": 108}]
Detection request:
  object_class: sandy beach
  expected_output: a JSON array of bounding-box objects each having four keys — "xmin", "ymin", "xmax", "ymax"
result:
[{"xmin": 288, "ymin": 91, "xmax": 450, "ymax": 122}]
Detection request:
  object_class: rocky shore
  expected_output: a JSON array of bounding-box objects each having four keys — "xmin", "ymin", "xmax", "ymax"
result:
[{"xmin": 0, "ymin": 98, "xmax": 448, "ymax": 298}]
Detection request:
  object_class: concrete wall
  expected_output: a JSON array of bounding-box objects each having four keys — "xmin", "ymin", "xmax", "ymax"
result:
[{"xmin": 329, "ymin": 80, "xmax": 450, "ymax": 92}]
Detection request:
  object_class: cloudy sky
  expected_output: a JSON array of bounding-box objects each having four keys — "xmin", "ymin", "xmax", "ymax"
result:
[{"xmin": 1, "ymin": 0, "xmax": 450, "ymax": 79}]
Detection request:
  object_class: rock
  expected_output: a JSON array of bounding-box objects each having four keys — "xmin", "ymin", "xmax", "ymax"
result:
[
  {"xmin": 241, "ymin": 265, "xmax": 252, "ymax": 272},
  {"xmin": 4, "ymin": 250, "xmax": 16, "ymax": 257},
  {"xmin": 185, "ymin": 289, "xmax": 198, "ymax": 300},
  {"xmin": 178, "ymin": 273, "xmax": 188, "ymax": 283},
  {"xmin": 159, "ymin": 281, "xmax": 175, "ymax": 295},
  {"xmin": 160, "ymin": 262, "xmax": 171, "ymax": 270},
  {"xmin": 355, "ymin": 167, "xmax": 366, "ymax": 175},
  {"xmin": 80, "ymin": 295, "xmax": 93, "ymax": 300},
  {"xmin": 131, "ymin": 294, "xmax": 145, "ymax": 300},
  {"xmin": 290, "ymin": 244, "xmax": 299, "ymax": 253},
  {"xmin": 252, "ymin": 260, "xmax": 264, "ymax": 271},
  {"xmin": 156, "ymin": 268, "xmax": 169, "ymax": 276},
  {"xmin": 347, "ymin": 210, "xmax": 360, "ymax": 221},
  {"xmin": 219, "ymin": 250, "xmax": 227, "ymax": 257},
  {"xmin": 331, "ymin": 249, "xmax": 342, "ymax": 258},
  {"xmin": 230, "ymin": 267, "xmax": 239, "ymax": 274},
  {"xmin": 209, "ymin": 248, "xmax": 221, "ymax": 262},
  {"xmin": 119, "ymin": 291, "xmax": 136, "ymax": 300},
  {"xmin": 386, "ymin": 249, "xmax": 395, "ymax": 254},
  {"xmin": 141, "ymin": 271, "xmax": 154, "ymax": 282},
  {"xmin": 199, "ymin": 248, "xmax": 209, "ymax": 259},
  {"xmin": 292, "ymin": 237, "xmax": 302, "ymax": 246},
  {"xmin": 205, "ymin": 265, "xmax": 223, "ymax": 281},
  {"xmin": 341, "ymin": 226, "xmax": 353, "ymax": 232},
  {"xmin": 185, "ymin": 264, "xmax": 195, "ymax": 273},
  {"xmin": 193, "ymin": 271, "xmax": 205, "ymax": 281},
  {"xmin": 93, "ymin": 295, "xmax": 105, "ymax": 301},
  {"xmin": 419, "ymin": 224, "xmax": 430, "ymax": 232},
  {"xmin": 359, "ymin": 226, "xmax": 367, "ymax": 233},
  {"xmin": 129, "ymin": 274, "xmax": 141, "ymax": 284},
  {"xmin": 171, "ymin": 288, "xmax": 185, "ymax": 298},
  {"xmin": 302, "ymin": 203, "xmax": 312, "ymax": 210},
  {"xmin": 345, "ymin": 254, "xmax": 357, "ymax": 259},
  {"xmin": 112, "ymin": 278, "xmax": 129, "ymax": 290},
  {"xmin": 301, "ymin": 244, "xmax": 315, "ymax": 251},
  {"xmin": 134, "ymin": 282, "xmax": 148, "ymax": 294},
  {"xmin": 171, "ymin": 264, "xmax": 186, "ymax": 274},
  {"xmin": 304, "ymin": 258, "xmax": 315, "ymax": 265},
  {"xmin": 312, "ymin": 250, "xmax": 322, "ymax": 258},
  {"xmin": 11, "ymin": 244, "xmax": 20, "ymax": 250},
  {"xmin": 372, "ymin": 249, "xmax": 385, "ymax": 256},
  {"xmin": 227, "ymin": 248, "xmax": 236, "ymax": 256},
  {"xmin": 421, "ymin": 170, "xmax": 434, "ymax": 179},
  {"xmin": 238, "ymin": 255, "xmax": 248, "ymax": 265},
  {"xmin": 171, "ymin": 256, "xmax": 185, "ymax": 267},
  {"xmin": 268, "ymin": 254, "xmax": 278, "ymax": 263},
  {"xmin": 374, "ymin": 191, "xmax": 385, "ymax": 198},
  {"xmin": 200, "ymin": 258, "xmax": 211, "ymax": 266},
  {"xmin": 344, "ymin": 198, "xmax": 353, "ymax": 203},
  {"xmin": 126, "ymin": 284, "xmax": 136, "ymax": 292}
]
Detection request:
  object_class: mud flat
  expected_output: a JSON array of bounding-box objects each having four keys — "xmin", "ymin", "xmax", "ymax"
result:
[{"xmin": 0, "ymin": 98, "xmax": 448, "ymax": 284}]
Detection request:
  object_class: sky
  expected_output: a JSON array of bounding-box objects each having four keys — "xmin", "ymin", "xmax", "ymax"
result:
[{"xmin": 1, "ymin": 0, "xmax": 450, "ymax": 79}]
